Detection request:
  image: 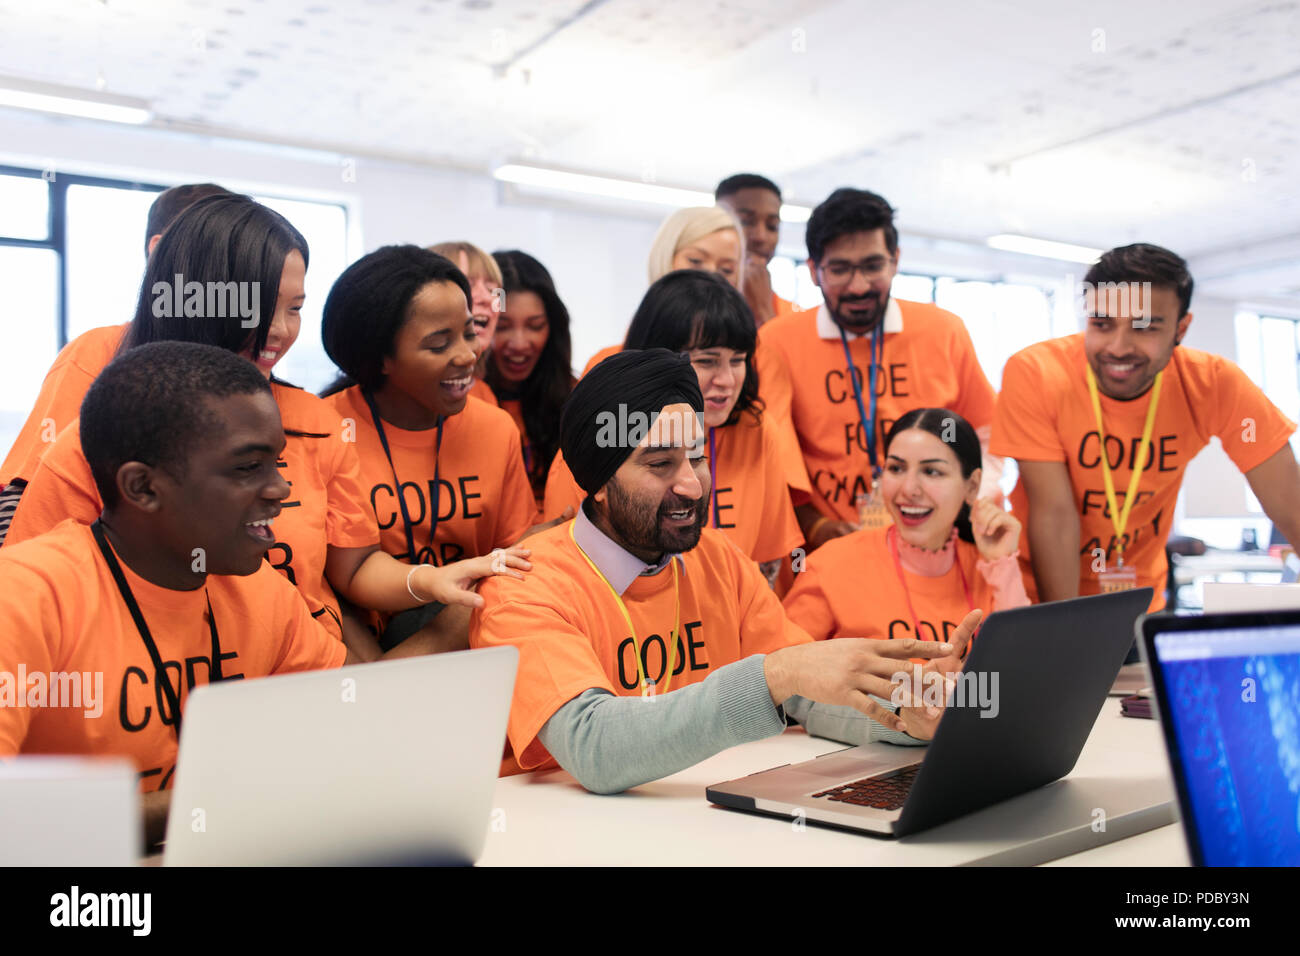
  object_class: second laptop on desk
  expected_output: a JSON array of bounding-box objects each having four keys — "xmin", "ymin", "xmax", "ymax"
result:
[{"xmin": 707, "ymin": 589, "xmax": 1153, "ymax": 837}]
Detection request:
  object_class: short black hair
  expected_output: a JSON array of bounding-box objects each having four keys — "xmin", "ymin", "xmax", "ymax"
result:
[
  {"xmin": 321, "ymin": 245, "xmax": 472, "ymax": 394},
  {"xmin": 715, "ymin": 173, "xmax": 782, "ymax": 202},
  {"xmin": 624, "ymin": 270, "xmax": 763, "ymax": 425},
  {"xmin": 144, "ymin": 183, "xmax": 237, "ymax": 255},
  {"xmin": 1084, "ymin": 243, "xmax": 1194, "ymax": 318},
  {"xmin": 81, "ymin": 341, "xmax": 273, "ymax": 508},
  {"xmin": 124, "ymin": 194, "xmax": 309, "ymax": 364},
  {"xmin": 805, "ymin": 187, "xmax": 898, "ymax": 262}
]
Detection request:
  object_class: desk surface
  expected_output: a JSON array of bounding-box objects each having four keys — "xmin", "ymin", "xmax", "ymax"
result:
[{"xmin": 479, "ymin": 698, "xmax": 1182, "ymax": 867}]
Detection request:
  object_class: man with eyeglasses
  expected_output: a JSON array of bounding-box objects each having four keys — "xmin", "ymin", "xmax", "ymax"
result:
[{"xmin": 757, "ymin": 188, "xmax": 1000, "ymax": 552}]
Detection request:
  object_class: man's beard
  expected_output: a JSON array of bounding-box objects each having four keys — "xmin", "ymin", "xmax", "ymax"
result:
[
  {"xmin": 606, "ymin": 478, "xmax": 707, "ymax": 558},
  {"xmin": 832, "ymin": 289, "xmax": 889, "ymax": 334}
]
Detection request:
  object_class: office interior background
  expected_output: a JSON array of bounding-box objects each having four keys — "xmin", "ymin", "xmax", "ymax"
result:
[{"xmin": 1, "ymin": 0, "xmax": 1297, "ymax": 568}]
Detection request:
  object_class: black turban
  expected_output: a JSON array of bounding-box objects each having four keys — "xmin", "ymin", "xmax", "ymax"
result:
[{"xmin": 560, "ymin": 348, "xmax": 704, "ymax": 495}]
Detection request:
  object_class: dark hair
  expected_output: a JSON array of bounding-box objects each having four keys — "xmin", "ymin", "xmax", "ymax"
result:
[
  {"xmin": 320, "ymin": 245, "xmax": 472, "ymax": 395},
  {"xmin": 884, "ymin": 408, "xmax": 981, "ymax": 544},
  {"xmin": 1084, "ymin": 243, "xmax": 1194, "ymax": 319},
  {"xmin": 805, "ymin": 187, "xmax": 897, "ymax": 263},
  {"xmin": 122, "ymin": 194, "xmax": 309, "ymax": 364},
  {"xmin": 488, "ymin": 250, "xmax": 574, "ymax": 491},
  {"xmin": 82, "ymin": 341, "xmax": 273, "ymax": 508},
  {"xmin": 144, "ymin": 183, "xmax": 237, "ymax": 255},
  {"xmin": 715, "ymin": 173, "xmax": 782, "ymax": 202},
  {"xmin": 623, "ymin": 270, "xmax": 762, "ymax": 426}
]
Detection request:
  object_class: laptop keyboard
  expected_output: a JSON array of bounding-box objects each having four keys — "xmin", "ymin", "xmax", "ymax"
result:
[{"xmin": 811, "ymin": 764, "xmax": 922, "ymax": 810}]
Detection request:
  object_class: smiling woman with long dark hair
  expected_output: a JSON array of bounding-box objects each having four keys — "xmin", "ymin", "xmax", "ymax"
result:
[{"xmin": 320, "ymin": 244, "xmax": 541, "ymax": 651}]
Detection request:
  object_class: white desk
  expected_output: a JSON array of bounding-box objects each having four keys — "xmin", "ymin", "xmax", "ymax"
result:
[{"xmin": 479, "ymin": 699, "xmax": 1182, "ymax": 866}]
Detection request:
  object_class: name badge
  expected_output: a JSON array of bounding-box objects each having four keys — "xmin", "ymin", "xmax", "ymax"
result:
[
  {"xmin": 855, "ymin": 478, "xmax": 890, "ymax": 531},
  {"xmin": 1098, "ymin": 563, "xmax": 1138, "ymax": 593}
]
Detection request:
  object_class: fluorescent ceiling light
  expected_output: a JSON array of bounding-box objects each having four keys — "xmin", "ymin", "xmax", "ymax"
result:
[
  {"xmin": 986, "ymin": 234, "xmax": 1103, "ymax": 264},
  {"xmin": 495, "ymin": 163, "xmax": 812, "ymax": 222},
  {"xmin": 0, "ymin": 76, "xmax": 151, "ymax": 125}
]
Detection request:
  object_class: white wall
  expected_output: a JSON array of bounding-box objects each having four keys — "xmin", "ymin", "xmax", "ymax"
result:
[{"xmin": 0, "ymin": 109, "xmax": 659, "ymax": 375}]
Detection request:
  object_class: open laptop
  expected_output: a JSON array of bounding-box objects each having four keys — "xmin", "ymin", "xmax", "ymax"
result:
[
  {"xmin": 708, "ymin": 589, "xmax": 1151, "ymax": 837},
  {"xmin": 164, "ymin": 645, "xmax": 517, "ymax": 866},
  {"xmin": 1202, "ymin": 581, "xmax": 1300, "ymax": 614},
  {"xmin": 1140, "ymin": 609, "xmax": 1300, "ymax": 866}
]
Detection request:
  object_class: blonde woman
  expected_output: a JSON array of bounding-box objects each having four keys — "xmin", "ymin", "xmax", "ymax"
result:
[{"xmin": 646, "ymin": 205, "xmax": 745, "ymax": 287}]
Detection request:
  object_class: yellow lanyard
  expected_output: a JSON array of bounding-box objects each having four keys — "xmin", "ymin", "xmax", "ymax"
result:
[
  {"xmin": 569, "ymin": 522, "xmax": 681, "ymax": 695},
  {"xmin": 1085, "ymin": 366, "xmax": 1163, "ymax": 564}
]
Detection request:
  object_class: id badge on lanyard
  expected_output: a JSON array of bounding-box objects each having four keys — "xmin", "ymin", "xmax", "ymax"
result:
[
  {"xmin": 840, "ymin": 325, "xmax": 886, "ymax": 530},
  {"xmin": 1097, "ymin": 559, "xmax": 1139, "ymax": 593}
]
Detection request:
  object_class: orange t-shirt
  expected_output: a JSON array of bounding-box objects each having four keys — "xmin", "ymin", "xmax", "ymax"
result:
[
  {"xmin": 0, "ymin": 520, "xmax": 346, "ymax": 790},
  {"xmin": 1, "ymin": 323, "xmax": 127, "ymax": 486},
  {"xmin": 543, "ymin": 411, "xmax": 802, "ymax": 563},
  {"xmin": 5, "ymin": 384, "xmax": 379, "ymax": 640},
  {"xmin": 783, "ymin": 526, "xmax": 987, "ymax": 648},
  {"xmin": 469, "ymin": 378, "xmax": 497, "ymax": 405},
  {"xmin": 469, "ymin": 521, "xmax": 811, "ymax": 773},
  {"xmin": 325, "ymin": 387, "xmax": 538, "ymax": 566},
  {"xmin": 758, "ymin": 301, "xmax": 997, "ymax": 524},
  {"xmin": 990, "ymin": 335, "xmax": 1296, "ymax": 611}
]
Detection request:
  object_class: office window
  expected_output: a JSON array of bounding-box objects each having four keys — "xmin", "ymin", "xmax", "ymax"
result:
[
  {"xmin": 1235, "ymin": 311, "xmax": 1300, "ymax": 513},
  {"xmin": 0, "ymin": 167, "xmax": 350, "ymax": 463}
]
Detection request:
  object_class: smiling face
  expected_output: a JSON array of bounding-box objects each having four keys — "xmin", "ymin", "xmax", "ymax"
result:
[
  {"xmin": 492, "ymin": 289, "xmax": 550, "ymax": 384},
  {"xmin": 810, "ymin": 229, "xmax": 898, "ymax": 335},
  {"xmin": 689, "ymin": 346, "xmax": 747, "ymax": 428},
  {"xmin": 379, "ymin": 280, "xmax": 479, "ymax": 420},
  {"xmin": 881, "ymin": 428, "xmax": 980, "ymax": 551},
  {"xmin": 149, "ymin": 391, "xmax": 291, "ymax": 576},
  {"xmin": 242, "ymin": 249, "xmax": 306, "ymax": 377},
  {"xmin": 672, "ymin": 229, "xmax": 742, "ymax": 287},
  {"xmin": 593, "ymin": 402, "xmax": 710, "ymax": 562},
  {"xmin": 457, "ymin": 251, "xmax": 500, "ymax": 352},
  {"xmin": 1083, "ymin": 283, "xmax": 1191, "ymax": 400}
]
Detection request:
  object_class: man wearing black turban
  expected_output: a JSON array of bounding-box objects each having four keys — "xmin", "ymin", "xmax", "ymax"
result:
[{"xmin": 471, "ymin": 349, "xmax": 981, "ymax": 794}]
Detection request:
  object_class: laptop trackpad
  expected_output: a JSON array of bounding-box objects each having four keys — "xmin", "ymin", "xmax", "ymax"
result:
[{"xmin": 780, "ymin": 752, "xmax": 911, "ymax": 783}]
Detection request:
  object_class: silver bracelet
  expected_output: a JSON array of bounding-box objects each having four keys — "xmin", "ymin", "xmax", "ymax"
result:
[{"xmin": 406, "ymin": 563, "xmax": 433, "ymax": 604}]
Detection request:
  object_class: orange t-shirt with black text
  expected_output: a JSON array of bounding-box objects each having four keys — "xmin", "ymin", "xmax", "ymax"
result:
[
  {"xmin": 470, "ymin": 521, "xmax": 811, "ymax": 774},
  {"xmin": 543, "ymin": 410, "xmax": 802, "ymax": 563},
  {"xmin": 0, "ymin": 520, "xmax": 346, "ymax": 790},
  {"xmin": 783, "ymin": 525, "xmax": 985, "ymax": 648},
  {"xmin": 990, "ymin": 335, "xmax": 1295, "ymax": 611},
  {"xmin": 325, "ymin": 387, "xmax": 538, "ymax": 566},
  {"xmin": 1, "ymin": 323, "xmax": 127, "ymax": 486},
  {"xmin": 758, "ymin": 302, "xmax": 997, "ymax": 524},
  {"xmin": 5, "ymin": 384, "xmax": 379, "ymax": 640}
]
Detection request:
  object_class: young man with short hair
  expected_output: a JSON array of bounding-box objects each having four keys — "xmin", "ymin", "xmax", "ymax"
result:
[
  {"xmin": 470, "ymin": 349, "xmax": 978, "ymax": 794},
  {"xmin": 991, "ymin": 243, "xmax": 1300, "ymax": 610},
  {"xmin": 715, "ymin": 173, "xmax": 792, "ymax": 325},
  {"xmin": 0, "ymin": 342, "xmax": 515, "ymax": 844},
  {"xmin": 757, "ymin": 188, "xmax": 1001, "ymax": 552}
]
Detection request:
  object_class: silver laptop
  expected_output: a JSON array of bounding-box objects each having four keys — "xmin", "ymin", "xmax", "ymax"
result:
[
  {"xmin": 164, "ymin": 645, "xmax": 517, "ymax": 866},
  {"xmin": 1140, "ymin": 608, "xmax": 1300, "ymax": 865},
  {"xmin": 708, "ymin": 590, "xmax": 1151, "ymax": 837},
  {"xmin": 0, "ymin": 756, "xmax": 139, "ymax": 865},
  {"xmin": 1202, "ymin": 581, "xmax": 1300, "ymax": 614}
]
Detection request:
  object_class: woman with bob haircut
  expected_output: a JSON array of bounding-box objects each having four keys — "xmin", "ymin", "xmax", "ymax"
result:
[
  {"xmin": 545, "ymin": 270, "xmax": 800, "ymax": 580},
  {"xmin": 6, "ymin": 195, "xmax": 527, "ymax": 659},
  {"xmin": 321, "ymin": 244, "xmax": 543, "ymax": 651},
  {"xmin": 783, "ymin": 407, "xmax": 1027, "ymax": 655},
  {"xmin": 646, "ymin": 205, "xmax": 744, "ymax": 288},
  {"xmin": 488, "ymin": 250, "xmax": 575, "ymax": 504}
]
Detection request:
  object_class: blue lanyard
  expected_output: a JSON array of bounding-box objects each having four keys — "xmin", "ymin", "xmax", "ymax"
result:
[
  {"xmin": 838, "ymin": 325, "xmax": 883, "ymax": 470},
  {"xmin": 362, "ymin": 390, "xmax": 444, "ymax": 564},
  {"xmin": 708, "ymin": 426, "xmax": 719, "ymax": 527}
]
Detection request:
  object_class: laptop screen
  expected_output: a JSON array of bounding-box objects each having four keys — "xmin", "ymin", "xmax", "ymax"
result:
[{"xmin": 1151, "ymin": 624, "xmax": 1300, "ymax": 866}]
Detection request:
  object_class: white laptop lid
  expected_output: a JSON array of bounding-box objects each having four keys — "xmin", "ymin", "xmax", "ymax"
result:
[
  {"xmin": 164, "ymin": 645, "xmax": 517, "ymax": 866},
  {"xmin": 0, "ymin": 757, "xmax": 139, "ymax": 865},
  {"xmin": 1201, "ymin": 582, "xmax": 1300, "ymax": 614}
]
